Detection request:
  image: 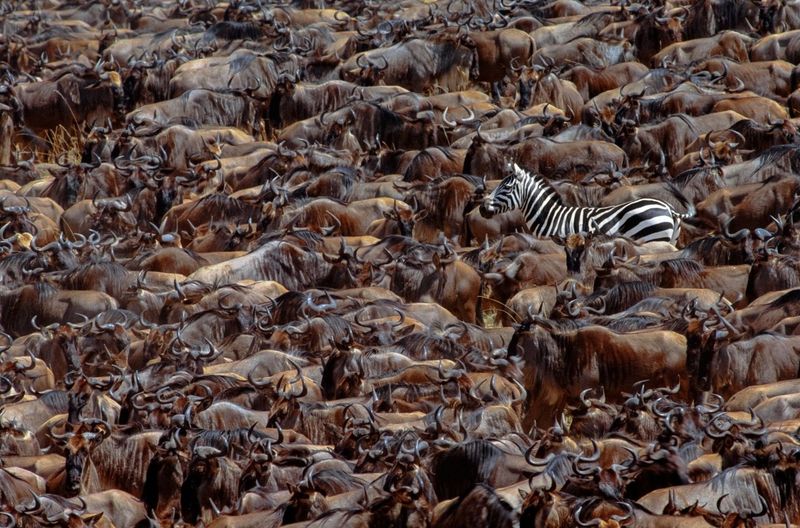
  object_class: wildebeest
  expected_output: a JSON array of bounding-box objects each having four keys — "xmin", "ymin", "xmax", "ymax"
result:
[{"xmin": 4, "ymin": 1, "xmax": 800, "ymax": 527}]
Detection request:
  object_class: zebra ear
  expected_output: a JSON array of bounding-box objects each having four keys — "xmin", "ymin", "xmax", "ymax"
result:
[{"xmin": 512, "ymin": 163, "xmax": 525, "ymax": 181}]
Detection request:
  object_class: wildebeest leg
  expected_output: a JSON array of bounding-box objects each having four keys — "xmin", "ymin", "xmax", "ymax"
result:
[
  {"xmin": 491, "ymin": 82, "xmax": 502, "ymax": 105},
  {"xmin": 0, "ymin": 113, "xmax": 11, "ymax": 165}
]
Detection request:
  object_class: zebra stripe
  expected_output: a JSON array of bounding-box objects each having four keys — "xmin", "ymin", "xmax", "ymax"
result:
[{"xmin": 482, "ymin": 164, "xmax": 692, "ymax": 244}]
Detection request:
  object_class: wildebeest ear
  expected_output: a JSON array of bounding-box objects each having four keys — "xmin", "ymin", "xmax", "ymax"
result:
[
  {"xmin": 518, "ymin": 489, "xmax": 529, "ymax": 500},
  {"xmin": 66, "ymin": 82, "xmax": 81, "ymax": 106},
  {"xmin": 82, "ymin": 512, "xmax": 104, "ymax": 525},
  {"xmin": 398, "ymin": 325, "xmax": 415, "ymax": 337}
]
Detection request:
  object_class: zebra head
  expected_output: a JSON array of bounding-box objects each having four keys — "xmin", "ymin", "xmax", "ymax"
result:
[{"xmin": 479, "ymin": 163, "xmax": 529, "ymax": 218}]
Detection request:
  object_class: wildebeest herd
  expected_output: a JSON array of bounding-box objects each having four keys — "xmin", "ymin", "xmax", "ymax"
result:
[{"xmin": 4, "ymin": 0, "xmax": 800, "ymax": 526}]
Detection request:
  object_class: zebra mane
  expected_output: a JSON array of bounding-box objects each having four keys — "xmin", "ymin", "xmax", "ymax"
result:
[{"xmin": 512, "ymin": 163, "xmax": 564, "ymax": 205}]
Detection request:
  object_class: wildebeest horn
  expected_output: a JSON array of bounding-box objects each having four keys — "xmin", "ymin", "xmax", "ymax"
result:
[
  {"xmin": 373, "ymin": 56, "xmax": 388, "ymax": 71},
  {"xmin": 728, "ymin": 76, "xmax": 745, "ymax": 93},
  {"xmin": 573, "ymin": 440, "xmax": 601, "ymax": 475},
  {"xmin": 156, "ymin": 386, "xmax": 180, "ymax": 403},
  {"xmin": 353, "ymin": 309, "xmax": 377, "ymax": 330},
  {"xmin": 16, "ymin": 494, "xmax": 43, "ymax": 514},
  {"xmin": 475, "ymin": 123, "xmax": 490, "ymax": 143},
  {"xmin": 746, "ymin": 494, "xmax": 769, "ymax": 518},
  {"xmin": 15, "ymin": 349, "xmax": 37, "ymax": 373},
  {"xmin": 272, "ymin": 422, "xmax": 284, "ymax": 445},
  {"xmin": 442, "ymin": 107, "xmax": 457, "ymax": 127},
  {"xmin": 579, "ymin": 388, "xmax": 594, "ymax": 408},
  {"xmin": 611, "ymin": 501, "xmax": 634, "ymax": 523},
  {"xmin": 510, "ymin": 378, "xmax": 526, "ymax": 405},
  {"xmin": 574, "ymin": 501, "xmax": 603, "ymax": 526},
  {"xmin": 721, "ymin": 216, "xmax": 749, "ymax": 241},
  {"xmin": 716, "ymin": 494, "xmax": 731, "ymax": 515},
  {"xmin": 322, "ymin": 212, "xmax": 341, "ymax": 236},
  {"xmin": 698, "ymin": 393, "xmax": 724, "ymax": 413},
  {"xmin": 704, "ymin": 418, "xmax": 731, "ymax": 439},
  {"xmin": 0, "ymin": 511, "xmax": 14, "ymax": 527},
  {"xmin": 390, "ymin": 308, "xmax": 405, "ymax": 329}
]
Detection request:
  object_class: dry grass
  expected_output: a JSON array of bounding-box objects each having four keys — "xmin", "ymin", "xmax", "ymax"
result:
[
  {"xmin": 482, "ymin": 308, "xmax": 500, "ymax": 328},
  {"xmin": 42, "ymin": 125, "xmax": 84, "ymax": 163},
  {"xmin": 14, "ymin": 124, "xmax": 84, "ymax": 165}
]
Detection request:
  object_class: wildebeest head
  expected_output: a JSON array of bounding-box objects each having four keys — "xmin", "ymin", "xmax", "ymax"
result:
[
  {"xmin": 0, "ymin": 412, "xmax": 38, "ymax": 456},
  {"xmin": 15, "ymin": 494, "xmax": 105, "ymax": 527},
  {"xmin": 143, "ymin": 427, "xmax": 188, "ymax": 518},
  {"xmin": 282, "ymin": 481, "xmax": 329, "ymax": 525},
  {"xmin": 321, "ymin": 348, "xmax": 364, "ymax": 399},
  {"xmin": 623, "ymin": 443, "xmax": 690, "ymax": 500},
  {"xmin": 180, "ymin": 443, "xmax": 227, "ymax": 524},
  {"xmin": 238, "ymin": 437, "xmax": 279, "ymax": 494},
  {"xmin": 382, "ymin": 200, "xmax": 419, "ymax": 237},
  {"xmin": 573, "ymin": 499, "xmax": 634, "ymax": 528},
  {"xmin": 569, "ymin": 441, "xmax": 634, "ymax": 500},
  {"xmin": 52, "ymin": 423, "xmax": 110, "ymax": 496}
]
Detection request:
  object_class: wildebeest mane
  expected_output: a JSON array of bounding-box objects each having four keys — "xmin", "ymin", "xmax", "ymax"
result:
[
  {"xmin": 609, "ymin": 259, "xmax": 703, "ymax": 286},
  {"xmin": 62, "ymin": 259, "xmax": 131, "ymax": 300},
  {"xmin": 0, "ymin": 251, "xmax": 41, "ymax": 286},
  {"xmin": 754, "ymin": 257, "xmax": 800, "ymax": 300},
  {"xmin": 677, "ymin": 235, "xmax": 736, "ymax": 266},
  {"xmin": 3, "ymin": 282, "xmax": 59, "ymax": 336},
  {"xmin": 296, "ymin": 169, "xmax": 357, "ymax": 202},
  {"xmin": 42, "ymin": 169, "xmax": 81, "ymax": 207},
  {"xmin": 430, "ymin": 440, "xmax": 502, "ymax": 500},
  {"xmin": 434, "ymin": 483, "xmax": 515, "ymax": 528},
  {"xmin": 768, "ymin": 287, "xmax": 800, "ymax": 308},
  {"xmin": 684, "ymin": 0, "xmax": 753, "ymax": 39},
  {"xmin": 292, "ymin": 229, "xmax": 328, "ymax": 249},
  {"xmin": 524, "ymin": 326, "xmax": 585, "ymax": 387},
  {"xmin": 304, "ymin": 468, "xmax": 367, "ymax": 496},
  {"xmin": 639, "ymin": 68, "xmax": 684, "ymax": 93},
  {"xmin": 593, "ymin": 281, "xmax": 658, "ymax": 313},
  {"xmin": 707, "ymin": 466, "xmax": 782, "ymax": 516},
  {"xmin": 423, "ymin": 33, "xmax": 469, "ymax": 72},
  {"xmin": 574, "ymin": 10, "xmax": 618, "ymax": 28},
  {"xmin": 190, "ymin": 427, "xmax": 262, "ymax": 455},
  {"xmin": 191, "ymin": 374, "xmax": 244, "ymax": 391},
  {"xmin": 672, "ymin": 164, "xmax": 720, "ymax": 188},
  {"xmin": 601, "ymin": 314, "xmax": 665, "ymax": 332},
  {"xmin": 282, "ymin": 198, "xmax": 357, "ymax": 235},
  {"xmin": 390, "ymin": 261, "xmax": 436, "ymax": 301},
  {"xmin": 250, "ymin": 241, "xmax": 331, "ymax": 291},
  {"xmin": 393, "ymin": 332, "xmax": 469, "ymax": 360},
  {"xmin": 657, "ymin": 258, "xmax": 704, "ymax": 285},
  {"xmin": 38, "ymin": 389, "xmax": 69, "ymax": 412},
  {"xmin": 403, "ymin": 147, "xmax": 461, "ymax": 181},
  {"xmin": 183, "ymin": 192, "xmax": 253, "ymax": 225},
  {"xmin": 205, "ymin": 21, "xmax": 264, "ymax": 43}
]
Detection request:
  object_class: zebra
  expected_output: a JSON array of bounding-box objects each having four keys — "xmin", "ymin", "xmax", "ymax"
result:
[{"xmin": 479, "ymin": 163, "xmax": 694, "ymax": 244}]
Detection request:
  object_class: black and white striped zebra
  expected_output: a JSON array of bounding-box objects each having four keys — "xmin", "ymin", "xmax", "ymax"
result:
[{"xmin": 479, "ymin": 163, "xmax": 693, "ymax": 244}]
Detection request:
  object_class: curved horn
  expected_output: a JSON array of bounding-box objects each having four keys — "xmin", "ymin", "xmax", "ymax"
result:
[
  {"xmin": 442, "ymin": 107, "xmax": 457, "ymax": 127},
  {"xmin": 721, "ymin": 216, "xmax": 749, "ymax": 241},
  {"xmin": 574, "ymin": 501, "xmax": 603, "ymax": 527}
]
